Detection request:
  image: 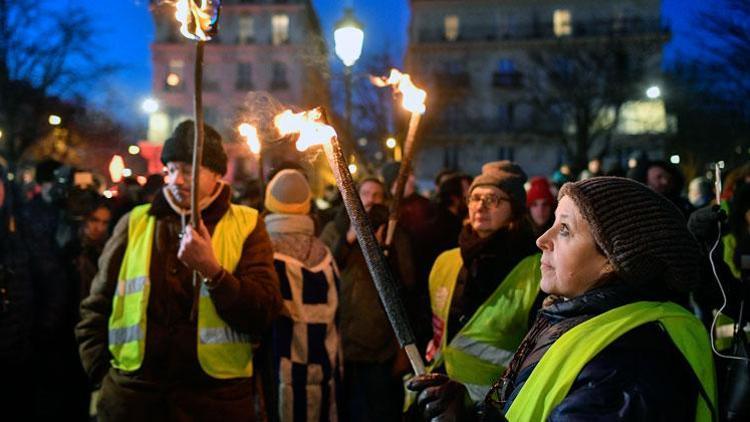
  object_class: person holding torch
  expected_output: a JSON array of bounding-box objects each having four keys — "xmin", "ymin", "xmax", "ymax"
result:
[
  {"xmin": 409, "ymin": 177, "xmax": 716, "ymax": 421},
  {"xmin": 76, "ymin": 121, "xmax": 281, "ymax": 421}
]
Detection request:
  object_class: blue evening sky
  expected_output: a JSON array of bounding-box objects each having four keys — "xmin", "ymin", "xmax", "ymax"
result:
[{"xmin": 68, "ymin": 0, "xmax": 708, "ymax": 123}]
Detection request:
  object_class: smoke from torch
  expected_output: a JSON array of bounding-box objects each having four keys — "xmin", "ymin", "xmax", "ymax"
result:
[
  {"xmin": 274, "ymin": 107, "xmax": 426, "ymax": 376},
  {"xmin": 371, "ymin": 69, "xmax": 427, "ymax": 250}
]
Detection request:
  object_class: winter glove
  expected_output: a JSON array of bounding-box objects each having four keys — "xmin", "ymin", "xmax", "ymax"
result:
[
  {"xmin": 688, "ymin": 205, "xmax": 727, "ymax": 245},
  {"xmin": 408, "ymin": 373, "xmax": 474, "ymax": 422}
]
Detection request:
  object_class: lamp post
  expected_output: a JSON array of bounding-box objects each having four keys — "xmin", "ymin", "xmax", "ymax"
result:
[{"xmin": 334, "ymin": 7, "xmax": 364, "ymax": 151}]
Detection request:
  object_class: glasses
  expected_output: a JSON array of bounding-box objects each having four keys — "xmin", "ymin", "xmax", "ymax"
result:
[{"xmin": 467, "ymin": 194, "xmax": 510, "ymax": 209}]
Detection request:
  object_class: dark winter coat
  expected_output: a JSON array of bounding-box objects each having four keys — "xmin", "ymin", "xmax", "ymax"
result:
[
  {"xmin": 320, "ymin": 204, "xmax": 415, "ymax": 363},
  {"xmin": 484, "ymin": 282, "xmax": 704, "ymax": 421},
  {"xmin": 447, "ymin": 224, "xmax": 539, "ymax": 342},
  {"xmin": 75, "ymin": 185, "xmax": 282, "ymax": 421}
]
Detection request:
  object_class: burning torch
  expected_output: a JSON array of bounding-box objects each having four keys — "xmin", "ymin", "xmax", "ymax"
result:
[
  {"xmin": 274, "ymin": 108, "xmax": 426, "ymax": 376},
  {"xmin": 172, "ymin": 0, "xmax": 221, "ymax": 320},
  {"xmin": 238, "ymin": 123, "xmax": 264, "ymax": 190},
  {"xmin": 371, "ymin": 69, "xmax": 427, "ymax": 250}
]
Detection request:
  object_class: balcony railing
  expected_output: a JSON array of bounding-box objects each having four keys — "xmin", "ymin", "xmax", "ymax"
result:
[{"xmin": 416, "ymin": 18, "xmax": 664, "ymax": 44}]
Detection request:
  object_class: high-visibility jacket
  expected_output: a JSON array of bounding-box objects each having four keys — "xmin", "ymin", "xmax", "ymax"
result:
[
  {"xmin": 427, "ymin": 249, "xmax": 541, "ymax": 401},
  {"xmin": 506, "ymin": 301, "xmax": 717, "ymax": 422},
  {"xmin": 108, "ymin": 203, "xmax": 259, "ymax": 379}
]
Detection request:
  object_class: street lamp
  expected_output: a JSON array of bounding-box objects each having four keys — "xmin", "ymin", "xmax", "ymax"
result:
[
  {"xmin": 646, "ymin": 85, "xmax": 661, "ymax": 99},
  {"xmin": 334, "ymin": 7, "xmax": 364, "ymax": 150},
  {"xmin": 141, "ymin": 98, "xmax": 160, "ymax": 114},
  {"xmin": 48, "ymin": 115, "xmax": 62, "ymax": 126}
]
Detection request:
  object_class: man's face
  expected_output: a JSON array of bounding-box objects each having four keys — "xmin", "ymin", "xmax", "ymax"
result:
[
  {"xmin": 83, "ymin": 206, "xmax": 111, "ymax": 243},
  {"xmin": 468, "ymin": 186, "xmax": 514, "ymax": 238},
  {"xmin": 359, "ymin": 180, "xmax": 385, "ymax": 212},
  {"xmin": 165, "ymin": 162, "xmax": 221, "ymax": 209},
  {"xmin": 647, "ymin": 166, "xmax": 672, "ymax": 195}
]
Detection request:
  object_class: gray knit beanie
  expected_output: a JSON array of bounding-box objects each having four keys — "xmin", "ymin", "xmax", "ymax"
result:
[
  {"xmin": 161, "ymin": 120, "xmax": 228, "ymax": 176},
  {"xmin": 469, "ymin": 160, "xmax": 528, "ymax": 213},
  {"xmin": 264, "ymin": 169, "xmax": 311, "ymax": 215},
  {"xmin": 559, "ymin": 177, "xmax": 701, "ymax": 293}
]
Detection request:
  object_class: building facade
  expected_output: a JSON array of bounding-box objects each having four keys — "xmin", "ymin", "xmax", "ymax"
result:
[
  {"xmin": 147, "ymin": 0, "xmax": 330, "ymax": 183},
  {"xmin": 406, "ymin": 0, "xmax": 670, "ymax": 180}
]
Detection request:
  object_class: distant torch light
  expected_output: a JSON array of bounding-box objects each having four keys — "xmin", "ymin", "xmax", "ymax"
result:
[
  {"xmin": 646, "ymin": 86, "xmax": 661, "ymax": 99},
  {"xmin": 670, "ymin": 155, "xmax": 680, "ymax": 164},
  {"xmin": 128, "ymin": 145, "xmax": 141, "ymax": 155},
  {"xmin": 48, "ymin": 115, "xmax": 62, "ymax": 126},
  {"xmin": 122, "ymin": 168, "xmax": 133, "ymax": 178},
  {"xmin": 103, "ymin": 190, "xmax": 114, "ymax": 199},
  {"xmin": 348, "ymin": 163, "xmax": 358, "ymax": 174},
  {"xmin": 386, "ymin": 137, "xmax": 397, "ymax": 149}
]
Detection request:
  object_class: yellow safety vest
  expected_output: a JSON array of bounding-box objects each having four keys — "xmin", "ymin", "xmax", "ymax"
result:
[
  {"xmin": 108, "ymin": 203, "xmax": 259, "ymax": 379},
  {"xmin": 428, "ymin": 249, "xmax": 541, "ymax": 401},
  {"xmin": 506, "ymin": 301, "xmax": 717, "ymax": 422}
]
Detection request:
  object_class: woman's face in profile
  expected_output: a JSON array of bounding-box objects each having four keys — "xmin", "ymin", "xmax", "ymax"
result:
[{"xmin": 536, "ymin": 196, "xmax": 612, "ymax": 298}]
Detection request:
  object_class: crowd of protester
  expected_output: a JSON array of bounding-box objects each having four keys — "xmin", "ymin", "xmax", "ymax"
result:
[{"xmin": 1, "ymin": 123, "xmax": 749, "ymax": 421}]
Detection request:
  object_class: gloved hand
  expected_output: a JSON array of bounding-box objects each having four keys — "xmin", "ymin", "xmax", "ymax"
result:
[
  {"xmin": 688, "ymin": 205, "xmax": 727, "ymax": 244},
  {"xmin": 407, "ymin": 373, "xmax": 473, "ymax": 422}
]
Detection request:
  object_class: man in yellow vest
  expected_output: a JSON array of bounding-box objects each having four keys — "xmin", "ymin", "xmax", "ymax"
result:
[
  {"xmin": 76, "ymin": 121, "xmax": 281, "ymax": 421},
  {"xmin": 424, "ymin": 161, "xmax": 542, "ymax": 401}
]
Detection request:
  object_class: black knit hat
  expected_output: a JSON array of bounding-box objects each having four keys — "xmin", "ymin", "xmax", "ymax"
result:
[
  {"xmin": 469, "ymin": 160, "xmax": 528, "ymax": 213},
  {"xmin": 161, "ymin": 120, "xmax": 227, "ymax": 175},
  {"xmin": 559, "ymin": 177, "xmax": 701, "ymax": 293}
]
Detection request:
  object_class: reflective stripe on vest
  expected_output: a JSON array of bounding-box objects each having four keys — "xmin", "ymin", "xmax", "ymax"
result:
[
  {"xmin": 109, "ymin": 203, "xmax": 259, "ymax": 379},
  {"xmin": 505, "ymin": 301, "xmax": 717, "ymax": 422},
  {"xmin": 428, "ymin": 250, "xmax": 542, "ymax": 401}
]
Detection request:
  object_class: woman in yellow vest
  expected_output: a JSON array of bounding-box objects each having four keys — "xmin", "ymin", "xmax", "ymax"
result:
[
  {"xmin": 410, "ymin": 177, "xmax": 717, "ymax": 421},
  {"xmin": 425, "ymin": 161, "xmax": 542, "ymax": 401},
  {"xmin": 76, "ymin": 121, "xmax": 282, "ymax": 421}
]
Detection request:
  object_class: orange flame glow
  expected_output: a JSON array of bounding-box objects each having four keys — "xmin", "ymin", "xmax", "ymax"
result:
[
  {"xmin": 109, "ymin": 155, "xmax": 125, "ymax": 184},
  {"xmin": 238, "ymin": 123, "xmax": 261, "ymax": 154},
  {"xmin": 371, "ymin": 69, "xmax": 427, "ymax": 114},
  {"xmin": 274, "ymin": 108, "xmax": 337, "ymax": 152},
  {"xmin": 174, "ymin": 0, "xmax": 214, "ymax": 41}
]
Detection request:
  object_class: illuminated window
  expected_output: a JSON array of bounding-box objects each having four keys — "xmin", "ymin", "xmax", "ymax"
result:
[
  {"xmin": 239, "ymin": 15, "xmax": 254, "ymax": 44},
  {"xmin": 165, "ymin": 59, "xmax": 184, "ymax": 91},
  {"xmin": 444, "ymin": 15, "xmax": 459, "ymax": 41},
  {"xmin": 272, "ymin": 14, "xmax": 290, "ymax": 45},
  {"xmin": 553, "ymin": 9, "xmax": 572, "ymax": 37}
]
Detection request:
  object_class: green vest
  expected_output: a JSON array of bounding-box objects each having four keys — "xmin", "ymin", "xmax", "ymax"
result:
[
  {"xmin": 108, "ymin": 203, "xmax": 259, "ymax": 379},
  {"xmin": 428, "ymin": 250, "xmax": 541, "ymax": 401},
  {"xmin": 506, "ymin": 301, "xmax": 717, "ymax": 422}
]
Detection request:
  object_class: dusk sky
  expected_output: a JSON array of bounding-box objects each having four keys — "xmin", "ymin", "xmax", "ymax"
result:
[{"xmin": 71, "ymin": 0, "xmax": 710, "ymax": 123}]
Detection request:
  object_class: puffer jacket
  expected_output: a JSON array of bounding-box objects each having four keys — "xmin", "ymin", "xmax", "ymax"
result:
[
  {"xmin": 75, "ymin": 185, "xmax": 281, "ymax": 421},
  {"xmin": 482, "ymin": 283, "xmax": 705, "ymax": 421}
]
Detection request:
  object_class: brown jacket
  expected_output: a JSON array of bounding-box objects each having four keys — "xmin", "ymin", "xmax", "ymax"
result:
[{"xmin": 75, "ymin": 185, "xmax": 281, "ymax": 420}]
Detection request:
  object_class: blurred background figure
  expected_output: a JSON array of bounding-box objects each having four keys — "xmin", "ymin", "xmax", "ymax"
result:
[
  {"xmin": 688, "ymin": 177, "xmax": 714, "ymax": 209},
  {"xmin": 526, "ymin": 176, "xmax": 556, "ymax": 236}
]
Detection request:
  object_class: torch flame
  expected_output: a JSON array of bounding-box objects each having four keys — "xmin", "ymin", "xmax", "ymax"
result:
[
  {"xmin": 238, "ymin": 123, "xmax": 261, "ymax": 154},
  {"xmin": 274, "ymin": 108, "xmax": 337, "ymax": 152},
  {"xmin": 174, "ymin": 0, "xmax": 218, "ymax": 41},
  {"xmin": 370, "ymin": 69, "xmax": 427, "ymax": 114}
]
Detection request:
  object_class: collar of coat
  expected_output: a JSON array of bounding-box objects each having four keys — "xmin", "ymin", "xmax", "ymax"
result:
[{"xmin": 149, "ymin": 182, "xmax": 231, "ymax": 226}]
